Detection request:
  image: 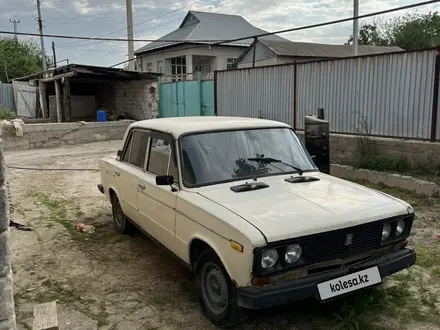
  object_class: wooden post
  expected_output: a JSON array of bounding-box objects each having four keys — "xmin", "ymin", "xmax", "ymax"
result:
[
  {"xmin": 38, "ymin": 81, "xmax": 48, "ymax": 118},
  {"xmin": 54, "ymin": 80, "xmax": 62, "ymax": 123},
  {"xmin": 33, "ymin": 301, "xmax": 58, "ymax": 330},
  {"xmin": 63, "ymin": 78, "xmax": 71, "ymax": 122}
]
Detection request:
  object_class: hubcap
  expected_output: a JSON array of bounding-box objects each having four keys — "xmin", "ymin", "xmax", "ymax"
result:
[{"xmin": 201, "ymin": 262, "xmax": 228, "ymax": 315}]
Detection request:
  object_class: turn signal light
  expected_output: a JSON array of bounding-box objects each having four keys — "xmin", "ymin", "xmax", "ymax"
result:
[{"xmin": 230, "ymin": 240, "xmax": 243, "ymax": 253}]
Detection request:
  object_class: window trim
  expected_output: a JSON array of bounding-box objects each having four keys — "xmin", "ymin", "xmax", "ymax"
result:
[{"xmin": 177, "ymin": 127, "xmax": 318, "ymax": 189}]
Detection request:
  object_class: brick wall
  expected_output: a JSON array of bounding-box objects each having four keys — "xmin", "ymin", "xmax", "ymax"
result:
[
  {"xmin": 1, "ymin": 121, "xmax": 134, "ymax": 151},
  {"xmin": 114, "ymin": 80, "xmax": 158, "ymax": 121}
]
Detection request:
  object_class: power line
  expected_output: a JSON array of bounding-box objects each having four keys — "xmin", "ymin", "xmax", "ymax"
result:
[
  {"xmin": 1, "ymin": 0, "xmax": 438, "ymax": 45},
  {"xmin": 14, "ymin": 0, "xmax": 34, "ymax": 20},
  {"xmin": 63, "ymin": 0, "xmax": 206, "ymax": 48},
  {"xmin": 69, "ymin": 0, "xmax": 234, "ymax": 50}
]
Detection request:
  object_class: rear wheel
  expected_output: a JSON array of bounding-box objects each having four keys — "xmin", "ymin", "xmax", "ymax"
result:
[
  {"xmin": 111, "ymin": 194, "xmax": 134, "ymax": 234},
  {"xmin": 194, "ymin": 249, "xmax": 247, "ymax": 328}
]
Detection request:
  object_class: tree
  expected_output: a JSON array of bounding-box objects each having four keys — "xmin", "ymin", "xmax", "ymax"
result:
[
  {"xmin": 0, "ymin": 37, "xmax": 47, "ymax": 82},
  {"xmin": 347, "ymin": 11, "xmax": 440, "ymax": 50}
]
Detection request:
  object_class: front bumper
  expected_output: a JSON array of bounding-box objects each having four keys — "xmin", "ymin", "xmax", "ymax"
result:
[{"xmin": 237, "ymin": 247, "xmax": 416, "ymax": 309}]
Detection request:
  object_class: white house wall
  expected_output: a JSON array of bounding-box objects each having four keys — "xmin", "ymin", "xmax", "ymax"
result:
[
  {"xmin": 237, "ymin": 58, "xmax": 277, "ymax": 68},
  {"xmin": 136, "ymin": 44, "xmax": 245, "ymax": 74}
]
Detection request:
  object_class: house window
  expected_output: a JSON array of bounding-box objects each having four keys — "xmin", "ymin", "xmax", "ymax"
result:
[
  {"xmin": 195, "ymin": 58, "xmax": 211, "ymax": 73},
  {"xmin": 227, "ymin": 58, "xmax": 236, "ymax": 69},
  {"xmin": 146, "ymin": 62, "xmax": 152, "ymax": 72},
  {"xmin": 157, "ymin": 61, "xmax": 163, "ymax": 73},
  {"xmin": 171, "ymin": 56, "xmax": 186, "ymax": 75}
]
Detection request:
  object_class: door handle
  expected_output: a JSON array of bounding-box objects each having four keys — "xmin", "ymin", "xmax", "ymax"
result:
[
  {"xmin": 115, "ymin": 170, "xmax": 120, "ymax": 177},
  {"xmin": 138, "ymin": 183, "xmax": 146, "ymax": 190}
]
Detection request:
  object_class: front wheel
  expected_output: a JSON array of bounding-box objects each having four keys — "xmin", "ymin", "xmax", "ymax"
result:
[{"xmin": 194, "ymin": 249, "xmax": 247, "ymax": 328}]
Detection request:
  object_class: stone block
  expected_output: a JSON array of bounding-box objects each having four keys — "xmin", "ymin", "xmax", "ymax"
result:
[
  {"xmin": 0, "ymin": 191, "xmax": 9, "ymax": 232},
  {"xmin": 0, "ymin": 274, "xmax": 15, "ymax": 323},
  {"xmin": 0, "ymin": 230, "xmax": 11, "ymax": 278}
]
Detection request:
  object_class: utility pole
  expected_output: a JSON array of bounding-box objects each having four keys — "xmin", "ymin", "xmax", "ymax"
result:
[
  {"xmin": 9, "ymin": 19, "xmax": 20, "ymax": 41},
  {"xmin": 52, "ymin": 41, "xmax": 57, "ymax": 68},
  {"xmin": 353, "ymin": 0, "xmax": 359, "ymax": 56},
  {"xmin": 125, "ymin": 0, "xmax": 135, "ymax": 71},
  {"xmin": 36, "ymin": 0, "xmax": 47, "ymax": 71}
]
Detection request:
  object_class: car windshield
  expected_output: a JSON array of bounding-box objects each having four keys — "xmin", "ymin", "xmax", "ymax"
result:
[{"xmin": 180, "ymin": 127, "xmax": 317, "ymax": 187}]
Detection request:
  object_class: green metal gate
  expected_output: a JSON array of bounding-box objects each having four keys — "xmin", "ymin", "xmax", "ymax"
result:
[{"xmin": 159, "ymin": 73, "xmax": 214, "ymax": 118}]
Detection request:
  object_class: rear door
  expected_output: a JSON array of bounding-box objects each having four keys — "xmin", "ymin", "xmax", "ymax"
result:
[
  {"xmin": 116, "ymin": 129, "xmax": 149, "ymax": 222},
  {"xmin": 137, "ymin": 133, "xmax": 179, "ymax": 252}
]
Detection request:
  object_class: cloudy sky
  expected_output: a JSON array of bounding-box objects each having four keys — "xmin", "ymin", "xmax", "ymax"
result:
[{"xmin": 0, "ymin": 0, "xmax": 437, "ymax": 68}]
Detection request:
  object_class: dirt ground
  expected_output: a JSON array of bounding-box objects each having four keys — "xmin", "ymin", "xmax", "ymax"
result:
[{"xmin": 5, "ymin": 141, "xmax": 440, "ymax": 330}]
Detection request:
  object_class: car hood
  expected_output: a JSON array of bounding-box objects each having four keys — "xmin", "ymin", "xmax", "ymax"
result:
[{"xmin": 196, "ymin": 173, "xmax": 411, "ymax": 243}]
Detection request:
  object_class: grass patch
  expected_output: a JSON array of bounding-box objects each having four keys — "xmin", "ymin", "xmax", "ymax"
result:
[
  {"xmin": 415, "ymin": 245, "xmax": 440, "ymax": 269},
  {"xmin": 329, "ymin": 284, "xmax": 410, "ymax": 330},
  {"xmin": 0, "ymin": 107, "xmax": 16, "ymax": 120},
  {"xmin": 26, "ymin": 191, "xmax": 82, "ymax": 238}
]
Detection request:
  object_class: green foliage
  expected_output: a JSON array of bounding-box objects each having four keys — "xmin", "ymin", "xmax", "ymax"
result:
[
  {"xmin": 0, "ymin": 37, "xmax": 46, "ymax": 82},
  {"xmin": 0, "ymin": 107, "xmax": 16, "ymax": 120},
  {"xmin": 348, "ymin": 11, "xmax": 440, "ymax": 50}
]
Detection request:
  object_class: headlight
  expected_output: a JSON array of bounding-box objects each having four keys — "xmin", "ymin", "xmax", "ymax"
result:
[
  {"xmin": 261, "ymin": 249, "xmax": 278, "ymax": 269},
  {"xmin": 396, "ymin": 219, "xmax": 406, "ymax": 236},
  {"xmin": 382, "ymin": 223, "xmax": 392, "ymax": 241},
  {"xmin": 285, "ymin": 244, "xmax": 302, "ymax": 264}
]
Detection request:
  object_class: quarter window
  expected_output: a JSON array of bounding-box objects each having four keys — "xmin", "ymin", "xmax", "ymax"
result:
[
  {"xmin": 147, "ymin": 137, "xmax": 178, "ymax": 181},
  {"xmin": 127, "ymin": 130, "xmax": 149, "ymax": 168}
]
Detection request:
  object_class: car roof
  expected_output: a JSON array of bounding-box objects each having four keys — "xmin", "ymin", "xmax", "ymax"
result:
[{"xmin": 128, "ymin": 116, "xmax": 291, "ymax": 137}]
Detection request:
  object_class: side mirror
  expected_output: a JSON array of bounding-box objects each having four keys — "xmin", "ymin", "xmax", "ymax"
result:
[
  {"xmin": 117, "ymin": 150, "xmax": 122, "ymax": 157},
  {"xmin": 156, "ymin": 175, "xmax": 174, "ymax": 186}
]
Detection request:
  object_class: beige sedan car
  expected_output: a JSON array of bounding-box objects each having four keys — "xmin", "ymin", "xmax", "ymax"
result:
[{"xmin": 98, "ymin": 117, "xmax": 416, "ymax": 328}]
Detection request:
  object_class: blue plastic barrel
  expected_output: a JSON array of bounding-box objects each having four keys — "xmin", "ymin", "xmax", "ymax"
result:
[{"xmin": 96, "ymin": 110, "xmax": 107, "ymax": 122}]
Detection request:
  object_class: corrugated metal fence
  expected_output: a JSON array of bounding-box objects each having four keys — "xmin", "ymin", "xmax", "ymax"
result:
[
  {"xmin": 215, "ymin": 48, "xmax": 440, "ymax": 141},
  {"xmin": 216, "ymin": 65, "xmax": 295, "ymax": 125},
  {"xmin": 0, "ymin": 83, "xmax": 15, "ymax": 111}
]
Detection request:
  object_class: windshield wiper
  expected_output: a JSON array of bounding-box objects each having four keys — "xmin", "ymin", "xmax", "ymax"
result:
[{"xmin": 247, "ymin": 157, "xmax": 304, "ymax": 175}]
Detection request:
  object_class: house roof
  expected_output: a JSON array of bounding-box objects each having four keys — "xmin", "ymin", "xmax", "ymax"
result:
[
  {"xmin": 256, "ymin": 39, "xmax": 404, "ymax": 58},
  {"xmin": 134, "ymin": 11, "xmax": 289, "ymax": 55},
  {"xmin": 128, "ymin": 116, "xmax": 290, "ymax": 138}
]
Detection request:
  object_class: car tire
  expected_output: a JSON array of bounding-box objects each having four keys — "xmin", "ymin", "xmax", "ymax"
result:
[
  {"xmin": 111, "ymin": 194, "xmax": 134, "ymax": 234},
  {"xmin": 194, "ymin": 249, "xmax": 247, "ymax": 328}
]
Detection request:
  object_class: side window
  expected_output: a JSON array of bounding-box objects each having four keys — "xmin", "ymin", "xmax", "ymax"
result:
[
  {"xmin": 122, "ymin": 132, "xmax": 134, "ymax": 163},
  {"xmin": 147, "ymin": 136, "xmax": 178, "ymax": 181},
  {"xmin": 128, "ymin": 130, "xmax": 150, "ymax": 168}
]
